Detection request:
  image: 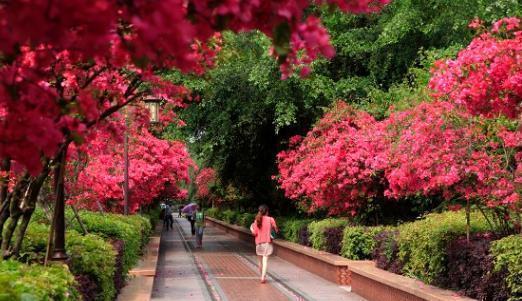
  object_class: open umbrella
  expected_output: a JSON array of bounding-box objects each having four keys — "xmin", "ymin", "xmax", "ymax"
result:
[{"xmin": 181, "ymin": 202, "xmax": 197, "ymax": 214}]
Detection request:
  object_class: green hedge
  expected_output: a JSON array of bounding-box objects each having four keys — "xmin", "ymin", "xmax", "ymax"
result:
[
  {"xmin": 23, "ymin": 222, "xmax": 117, "ymax": 301},
  {"xmin": 236, "ymin": 213, "xmax": 256, "ymax": 228},
  {"xmin": 71, "ymin": 211, "xmax": 141, "ymax": 274},
  {"xmin": 397, "ymin": 210, "xmax": 490, "ymax": 283},
  {"xmin": 341, "ymin": 226, "xmax": 387, "ymax": 260},
  {"xmin": 67, "ymin": 231, "xmax": 117, "ymax": 301},
  {"xmin": 491, "ymin": 235, "xmax": 522, "ymax": 301},
  {"xmin": 0, "ymin": 260, "xmax": 79, "ymax": 301},
  {"xmin": 280, "ymin": 219, "xmax": 312, "ymax": 243},
  {"xmin": 108, "ymin": 214, "xmax": 152, "ymax": 249},
  {"xmin": 308, "ymin": 218, "xmax": 348, "ymax": 251},
  {"xmin": 221, "ymin": 210, "xmax": 239, "ymax": 225},
  {"xmin": 205, "ymin": 208, "xmax": 220, "ymax": 219}
]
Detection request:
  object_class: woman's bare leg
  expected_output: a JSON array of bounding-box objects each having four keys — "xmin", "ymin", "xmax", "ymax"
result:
[
  {"xmin": 257, "ymin": 256, "xmax": 262, "ymax": 273},
  {"xmin": 261, "ymin": 256, "xmax": 268, "ymax": 281}
]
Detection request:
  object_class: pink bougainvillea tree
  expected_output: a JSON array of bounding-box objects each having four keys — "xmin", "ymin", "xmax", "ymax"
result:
[
  {"xmin": 195, "ymin": 167, "xmax": 217, "ymax": 201},
  {"xmin": 67, "ymin": 110, "xmax": 194, "ymax": 214},
  {"xmin": 276, "ymin": 102, "xmax": 386, "ymax": 215},
  {"xmin": 430, "ymin": 17, "xmax": 522, "ymax": 119}
]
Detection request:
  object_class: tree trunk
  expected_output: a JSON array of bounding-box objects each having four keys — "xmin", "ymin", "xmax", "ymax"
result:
[
  {"xmin": 0, "ymin": 158, "xmax": 10, "ymax": 206},
  {"xmin": 0, "ymin": 158, "xmax": 11, "ymax": 248},
  {"xmin": 466, "ymin": 199, "xmax": 471, "ymax": 243},
  {"xmin": 12, "ymin": 168, "xmax": 49, "ymax": 257},
  {"xmin": 11, "ymin": 209, "xmax": 33, "ymax": 257},
  {"xmin": 0, "ymin": 174, "xmax": 29, "ymax": 257}
]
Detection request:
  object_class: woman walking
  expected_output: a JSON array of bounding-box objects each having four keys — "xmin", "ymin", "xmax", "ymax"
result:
[{"xmin": 250, "ymin": 204, "xmax": 278, "ymax": 283}]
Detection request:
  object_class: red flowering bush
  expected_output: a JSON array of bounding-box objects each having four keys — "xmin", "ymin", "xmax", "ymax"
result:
[
  {"xmin": 430, "ymin": 18, "xmax": 522, "ymax": 119},
  {"xmin": 277, "ymin": 101, "xmax": 386, "ymax": 215},
  {"xmin": 195, "ymin": 167, "xmax": 217, "ymax": 200},
  {"xmin": 67, "ymin": 111, "xmax": 194, "ymax": 213}
]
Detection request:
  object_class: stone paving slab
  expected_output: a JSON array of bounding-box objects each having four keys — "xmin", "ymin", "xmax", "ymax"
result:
[{"xmin": 151, "ymin": 220, "xmax": 212, "ymax": 301}]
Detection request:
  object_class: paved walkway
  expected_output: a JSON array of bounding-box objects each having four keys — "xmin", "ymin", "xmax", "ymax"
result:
[{"xmin": 151, "ymin": 217, "xmax": 367, "ymax": 301}]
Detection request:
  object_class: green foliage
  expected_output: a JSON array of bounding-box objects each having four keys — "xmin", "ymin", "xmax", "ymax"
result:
[
  {"xmin": 23, "ymin": 223, "xmax": 117, "ymax": 301},
  {"xmin": 341, "ymin": 226, "xmax": 388, "ymax": 260},
  {"xmin": 0, "ymin": 260, "xmax": 79, "ymax": 301},
  {"xmin": 279, "ymin": 219, "xmax": 313, "ymax": 243},
  {"xmin": 308, "ymin": 219, "xmax": 348, "ymax": 250},
  {"xmin": 70, "ymin": 211, "xmax": 141, "ymax": 274},
  {"xmin": 205, "ymin": 208, "xmax": 221, "ymax": 219},
  {"xmin": 491, "ymin": 235, "xmax": 522, "ymax": 301},
  {"xmin": 397, "ymin": 210, "xmax": 491, "ymax": 283},
  {"xmin": 221, "ymin": 209, "xmax": 239, "ymax": 225},
  {"xmin": 109, "ymin": 214, "xmax": 152, "ymax": 249},
  {"xmin": 66, "ymin": 231, "xmax": 117, "ymax": 301},
  {"xmin": 236, "ymin": 213, "xmax": 256, "ymax": 228}
]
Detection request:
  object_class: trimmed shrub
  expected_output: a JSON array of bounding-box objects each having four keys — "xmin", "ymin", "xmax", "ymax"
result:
[
  {"xmin": 341, "ymin": 226, "xmax": 386, "ymax": 260},
  {"xmin": 308, "ymin": 219, "xmax": 348, "ymax": 251},
  {"xmin": 109, "ymin": 214, "xmax": 152, "ymax": 249},
  {"xmin": 0, "ymin": 260, "xmax": 79, "ymax": 301},
  {"xmin": 72, "ymin": 211, "xmax": 140, "ymax": 274},
  {"xmin": 280, "ymin": 219, "xmax": 313, "ymax": 243},
  {"xmin": 237, "ymin": 213, "xmax": 256, "ymax": 228},
  {"xmin": 23, "ymin": 223, "xmax": 117, "ymax": 301},
  {"xmin": 221, "ymin": 210, "xmax": 239, "ymax": 225},
  {"xmin": 205, "ymin": 208, "xmax": 220, "ymax": 219},
  {"xmin": 324, "ymin": 227, "xmax": 344, "ymax": 254},
  {"xmin": 67, "ymin": 231, "xmax": 117, "ymax": 301},
  {"xmin": 111, "ymin": 240, "xmax": 125, "ymax": 293},
  {"xmin": 373, "ymin": 230, "xmax": 403, "ymax": 274},
  {"xmin": 298, "ymin": 225, "xmax": 311, "ymax": 246},
  {"xmin": 397, "ymin": 210, "xmax": 490, "ymax": 283},
  {"xmin": 439, "ymin": 233, "xmax": 509, "ymax": 301},
  {"xmin": 491, "ymin": 235, "xmax": 522, "ymax": 301}
]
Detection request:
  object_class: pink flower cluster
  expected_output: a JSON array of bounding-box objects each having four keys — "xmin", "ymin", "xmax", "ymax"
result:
[
  {"xmin": 66, "ymin": 110, "xmax": 195, "ymax": 213},
  {"xmin": 195, "ymin": 167, "xmax": 217, "ymax": 200},
  {"xmin": 430, "ymin": 18, "xmax": 522, "ymax": 119},
  {"xmin": 277, "ymin": 100, "xmax": 519, "ymax": 215}
]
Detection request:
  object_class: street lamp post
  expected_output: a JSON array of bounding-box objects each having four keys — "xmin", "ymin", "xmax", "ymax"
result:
[
  {"xmin": 144, "ymin": 98, "xmax": 161, "ymax": 124},
  {"xmin": 123, "ymin": 99, "xmax": 161, "ymax": 215},
  {"xmin": 123, "ymin": 107, "xmax": 130, "ymax": 215}
]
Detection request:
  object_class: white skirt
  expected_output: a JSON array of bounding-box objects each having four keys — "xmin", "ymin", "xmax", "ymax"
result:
[{"xmin": 256, "ymin": 242, "xmax": 274, "ymax": 256}]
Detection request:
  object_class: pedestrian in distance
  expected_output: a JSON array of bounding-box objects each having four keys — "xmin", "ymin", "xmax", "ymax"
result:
[
  {"xmin": 250, "ymin": 204, "xmax": 279, "ymax": 284},
  {"xmin": 164, "ymin": 204, "xmax": 174, "ymax": 231},
  {"xmin": 178, "ymin": 205, "xmax": 182, "ymax": 218},
  {"xmin": 194, "ymin": 205, "xmax": 205, "ymax": 248},
  {"xmin": 189, "ymin": 209, "xmax": 196, "ymax": 235}
]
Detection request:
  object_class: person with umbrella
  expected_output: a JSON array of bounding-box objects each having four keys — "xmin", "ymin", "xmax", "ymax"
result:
[{"xmin": 182, "ymin": 203, "xmax": 197, "ymax": 235}]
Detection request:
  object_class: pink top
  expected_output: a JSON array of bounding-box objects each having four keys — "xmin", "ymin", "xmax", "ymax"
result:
[{"xmin": 250, "ymin": 216, "xmax": 277, "ymax": 245}]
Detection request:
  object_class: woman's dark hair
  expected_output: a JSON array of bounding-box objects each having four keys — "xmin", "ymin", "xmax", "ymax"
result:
[{"xmin": 255, "ymin": 205, "xmax": 269, "ymax": 229}]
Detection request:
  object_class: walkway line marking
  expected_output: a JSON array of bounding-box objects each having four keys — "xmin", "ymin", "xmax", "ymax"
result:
[
  {"xmin": 237, "ymin": 253, "xmax": 309, "ymax": 301},
  {"xmin": 213, "ymin": 276, "xmax": 260, "ymax": 279},
  {"xmin": 173, "ymin": 218, "xmax": 224, "ymax": 301}
]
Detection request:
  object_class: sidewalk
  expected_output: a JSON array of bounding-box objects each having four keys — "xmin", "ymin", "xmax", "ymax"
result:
[{"xmin": 152, "ymin": 217, "xmax": 367, "ymax": 301}]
